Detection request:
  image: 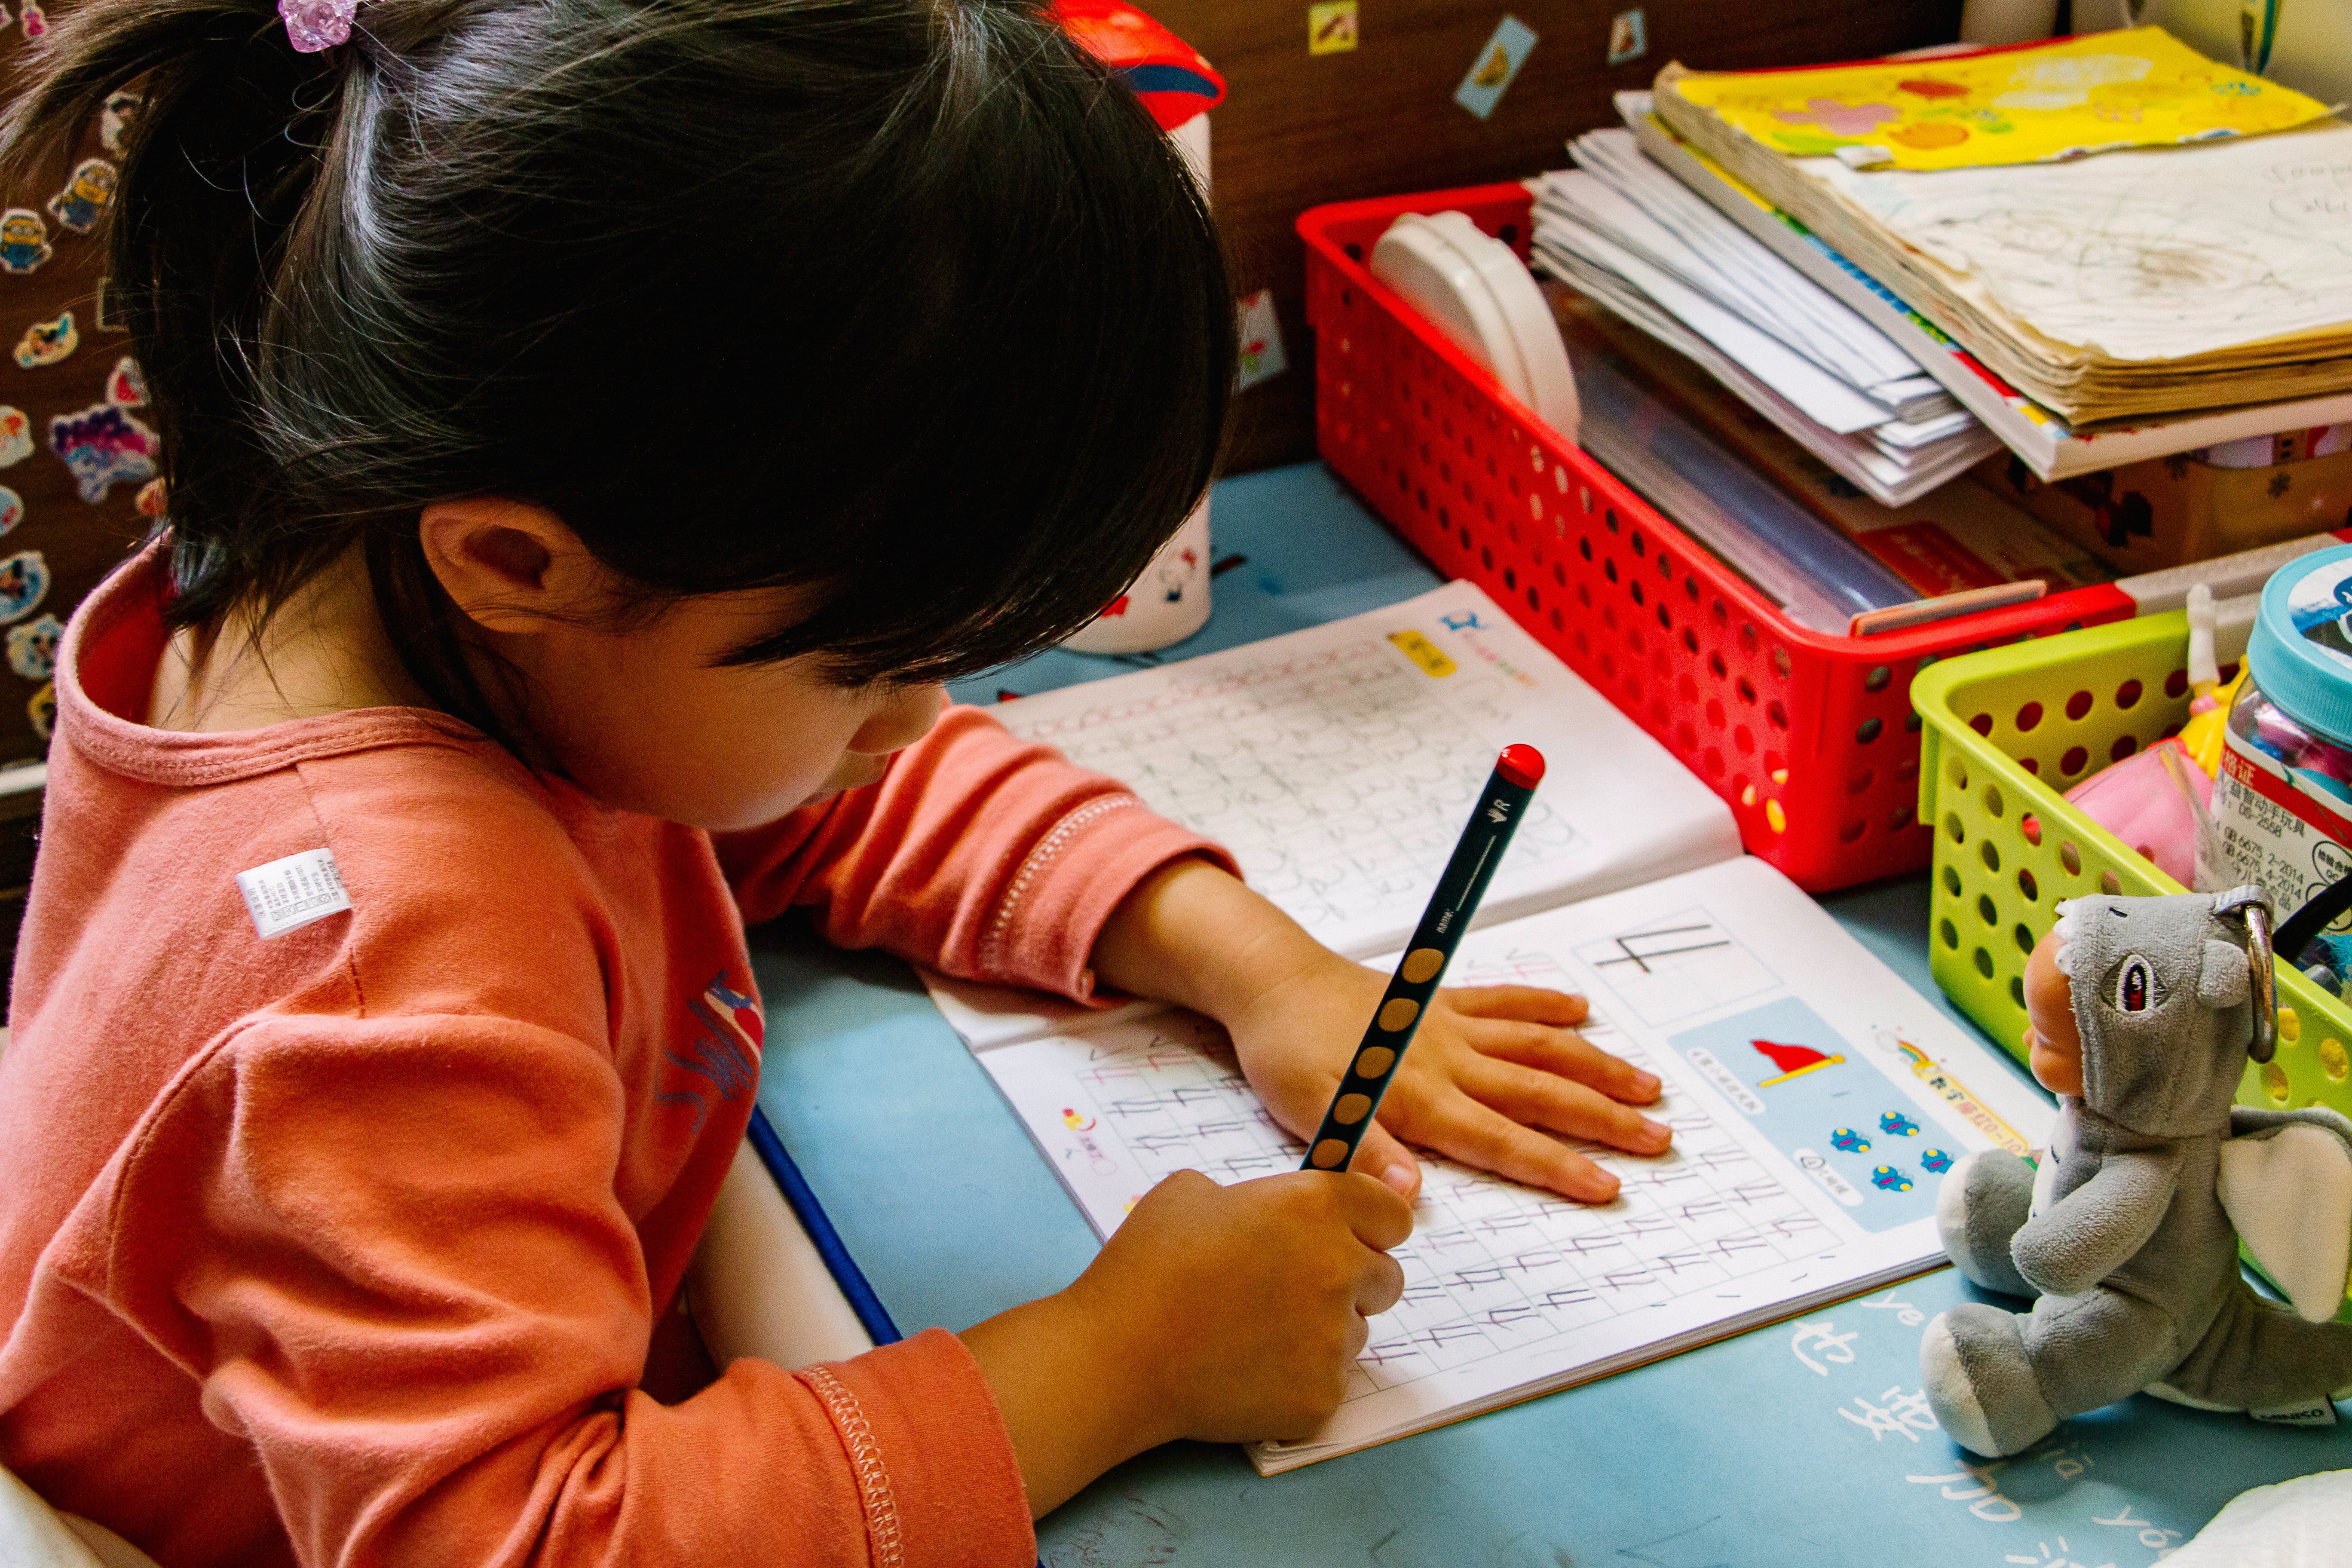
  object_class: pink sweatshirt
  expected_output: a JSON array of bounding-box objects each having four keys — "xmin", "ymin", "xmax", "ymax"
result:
[{"xmin": 0, "ymin": 551, "xmax": 1230, "ymax": 1568}]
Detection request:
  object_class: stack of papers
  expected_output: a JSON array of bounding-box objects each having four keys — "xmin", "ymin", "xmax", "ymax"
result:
[
  {"xmin": 1650, "ymin": 33, "xmax": 2352, "ymax": 427},
  {"xmin": 1529, "ymin": 131, "xmax": 1997, "ymax": 505}
]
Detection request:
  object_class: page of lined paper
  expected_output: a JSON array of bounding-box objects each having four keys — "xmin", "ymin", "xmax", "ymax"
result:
[
  {"xmin": 974, "ymin": 858, "xmax": 2055, "ymax": 1472},
  {"xmin": 925, "ymin": 581, "xmax": 1739, "ymax": 1049}
]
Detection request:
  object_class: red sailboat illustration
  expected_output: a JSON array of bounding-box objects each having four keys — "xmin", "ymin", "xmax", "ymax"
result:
[{"xmin": 1752, "ymin": 1038, "xmax": 1845, "ymax": 1087}]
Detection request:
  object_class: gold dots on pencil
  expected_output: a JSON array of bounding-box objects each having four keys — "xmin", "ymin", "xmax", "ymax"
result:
[
  {"xmin": 1378, "ymin": 998, "xmax": 1421, "ymax": 1032},
  {"xmin": 1401, "ymin": 947, "xmax": 1445, "ymax": 984},
  {"xmin": 1311, "ymin": 1138, "xmax": 1351, "ymax": 1169},
  {"xmin": 1333, "ymin": 1093, "xmax": 1372, "ymax": 1125},
  {"xmin": 1354, "ymin": 1046, "xmax": 1396, "ymax": 1078}
]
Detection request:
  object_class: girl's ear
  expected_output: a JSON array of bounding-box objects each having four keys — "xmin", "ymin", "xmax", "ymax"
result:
[{"xmin": 417, "ymin": 499, "xmax": 598, "ymax": 634}]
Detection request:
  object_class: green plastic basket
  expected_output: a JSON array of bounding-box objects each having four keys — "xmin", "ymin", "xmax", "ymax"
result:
[
  {"xmin": 1913, "ymin": 610, "xmax": 2352, "ymax": 1118},
  {"xmin": 1915, "ymin": 612, "xmax": 2352, "ymax": 1317}
]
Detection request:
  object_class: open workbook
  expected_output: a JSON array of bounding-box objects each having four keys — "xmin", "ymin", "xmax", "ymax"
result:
[{"xmin": 932, "ymin": 582, "xmax": 2055, "ymax": 1472}]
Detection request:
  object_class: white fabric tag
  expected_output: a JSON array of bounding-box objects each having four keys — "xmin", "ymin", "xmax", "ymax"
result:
[
  {"xmin": 2250, "ymin": 1398, "xmax": 2340, "ymax": 1427},
  {"xmin": 235, "ymin": 848, "xmax": 352, "ymax": 939}
]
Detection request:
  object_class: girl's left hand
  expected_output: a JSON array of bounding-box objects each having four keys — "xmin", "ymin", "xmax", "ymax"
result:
[{"xmin": 1222, "ymin": 952, "xmax": 1671, "ymax": 1204}]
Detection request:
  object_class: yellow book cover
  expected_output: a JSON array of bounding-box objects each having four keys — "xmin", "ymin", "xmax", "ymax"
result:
[{"xmin": 1669, "ymin": 27, "xmax": 2332, "ymax": 172}]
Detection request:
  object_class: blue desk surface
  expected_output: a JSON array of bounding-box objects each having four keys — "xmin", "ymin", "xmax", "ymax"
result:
[{"xmin": 751, "ymin": 463, "xmax": 2349, "ymax": 1568}]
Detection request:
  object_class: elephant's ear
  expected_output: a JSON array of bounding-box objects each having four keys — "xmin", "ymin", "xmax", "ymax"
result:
[
  {"xmin": 2220, "ymin": 1117, "xmax": 2352, "ymax": 1322},
  {"xmin": 2197, "ymin": 938, "xmax": 2250, "ymax": 1009}
]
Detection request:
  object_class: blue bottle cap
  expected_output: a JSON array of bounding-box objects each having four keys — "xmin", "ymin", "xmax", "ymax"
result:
[{"xmin": 2249, "ymin": 544, "xmax": 2352, "ymax": 748}]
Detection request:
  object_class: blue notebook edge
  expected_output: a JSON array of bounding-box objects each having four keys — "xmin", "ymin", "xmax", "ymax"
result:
[{"xmin": 744, "ymin": 1105, "xmax": 903, "ymax": 1348}]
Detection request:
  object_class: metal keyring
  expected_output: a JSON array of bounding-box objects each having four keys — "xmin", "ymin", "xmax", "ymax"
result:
[{"xmin": 2215, "ymin": 888, "xmax": 2278, "ymax": 1063}]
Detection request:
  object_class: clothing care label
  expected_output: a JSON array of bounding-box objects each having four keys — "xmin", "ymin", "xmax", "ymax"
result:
[{"xmin": 235, "ymin": 847, "xmax": 352, "ymax": 939}]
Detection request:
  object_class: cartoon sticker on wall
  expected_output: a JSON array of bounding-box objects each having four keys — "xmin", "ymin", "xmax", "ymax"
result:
[
  {"xmin": 15, "ymin": 312, "xmax": 75, "ymax": 370},
  {"xmin": 106, "ymin": 356, "xmax": 145, "ymax": 408},
  {"xmin": 0, "ymin": 408, "xmax": 30, "ymax": 469},
  {"xmin": 1455, "ymin": 15, "xmax": 1536, "ymax": 122},
  {"xmin": 1236, "ymin": 288, "xmax": 1287, "ymax": 391},
  {"xmin": 18, "ymin": 3, "xmax": 45, "ymax": 41},
  {"xmin": 46, "ymin": 158, "xmax": 117, "ymax": 235},
  {"xmin": 1308, "ymin": 0, "xmax": 1357, "ymax": 54},
  {"xmin": 135, "ymin": 477, "xmax": 166, "ymax": 520},
  {"xmin": 6, "ymin": 614, "xmax": 61, "ymax": 682},
  {"xmin": 1606, "ymin": 7, "xmax": 1646, "ymax": 67},
  {"xmin": 26, "ymin": 682, "xmax": 52, "ymax": 741},
  {"xmin": 0, "ymin": 551, "xmax": 49, "ymax": 625},
  {"xmin": 49, "ymin": 401, "xmax": 156, "ymax": 503},
  {"xmin": 0, "ymin": 489, "xmax": 21, "ymax": 538},
  {"xmin": 0, "ymin": 209, "xmax": 49, "ymax": 275},
  {"xmin": 101, "ymin": 91, "xmax": 140, "ymax": 155}
]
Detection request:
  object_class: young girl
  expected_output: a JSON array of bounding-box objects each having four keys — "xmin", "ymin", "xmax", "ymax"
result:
[{"xmin": 0, "ymin": 2, "xmax": 1672, "ymax": 1562}]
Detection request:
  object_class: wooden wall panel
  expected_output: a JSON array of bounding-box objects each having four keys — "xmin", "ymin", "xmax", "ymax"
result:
[{"xmin": 1147, "ymin": 0, "xmax": 1964, "ymax": 472}]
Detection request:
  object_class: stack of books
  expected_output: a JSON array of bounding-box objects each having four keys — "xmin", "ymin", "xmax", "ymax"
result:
[
  {"xmin": 1630, "ymin": 29, "xmax": 2352, "ymax": 479},
  {"xmin": 1530, "ymin": 132, "xmax": 1997, "ymax": 506}
]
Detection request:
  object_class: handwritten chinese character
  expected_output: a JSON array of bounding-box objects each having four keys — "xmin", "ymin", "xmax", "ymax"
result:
[{"xmin": 1788, "ymin": 1320, "xmax": 1859, "ymax": 1375}]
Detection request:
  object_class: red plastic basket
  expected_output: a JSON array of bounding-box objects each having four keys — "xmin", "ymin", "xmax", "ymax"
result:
[{"xmin": 1298, "ymin": 183, "xmax": 2140, "ymax": 892}]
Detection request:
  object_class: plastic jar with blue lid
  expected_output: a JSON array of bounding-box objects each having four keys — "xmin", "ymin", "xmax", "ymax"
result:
[{"xmin": 2217, "ymin": 544, "xmax": 2352, "ymax": 937}]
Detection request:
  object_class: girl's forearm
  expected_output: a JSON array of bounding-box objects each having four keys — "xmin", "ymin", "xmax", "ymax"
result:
[{"xmin": 1091, "ymin": 858, "xmax": 1340, "ymax": 1026}]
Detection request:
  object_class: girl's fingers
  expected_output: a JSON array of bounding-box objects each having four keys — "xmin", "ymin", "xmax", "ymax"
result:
[
  {"xmin": 1458, "ymin": 1055, "xmax": 1672, "ymax": 1156},
  {"xmin": 1438, "ymin": 984, "xmax": 1588, "ymax": 1028},
  {"xmin": 1347, "ymin": 1120, "xmax": 1423, "ymax": 1202},
  {"xmin": 1464, "ymin": 1018, "xmax": 1661, "ymax": 1104},
  {"xmin": 1400, "ymin": 1090, "xmax": 1623, "ymax": 1203}
]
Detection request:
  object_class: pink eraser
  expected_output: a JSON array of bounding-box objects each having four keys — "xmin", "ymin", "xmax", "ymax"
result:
[{"xmin": 1496, "ymin": 744, "xmax": 1545, "ymax": 789}]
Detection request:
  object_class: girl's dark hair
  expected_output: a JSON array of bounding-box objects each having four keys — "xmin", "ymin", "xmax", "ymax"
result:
[{"xmin": 0, "ymin": 0, "xmax": 1232, "ymax": 733}]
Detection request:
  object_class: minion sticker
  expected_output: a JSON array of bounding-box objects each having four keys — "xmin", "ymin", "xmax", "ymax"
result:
[
  {"xmin": 0, "ymin": 488, "xmax": 20, "ymax": 537},
  {"xmin": 101, "ymin": 91, "xmax": 139, "ymax": 155},
  {"xmin": 47, "ymin": 400, "xmax": 155, "ymax": 502},
  {"xmin": 105, "ymin": 355, "xmax": 145, "ymax": 408},
  {"xmin": 6, "ymin": 614, "xmax": 60, "ymax": 681},
  {"xmin": 46, "ymin": 158, "xmax": 116, "ymax": 235},
  {"xmin": 26, "ymin": 681, "xmax": 52, "ymax": 742},
  {"xmin": 0, "ymin": 209, "xmax": 50, "ymax": 275},
  {"xmin": 0, "ymin": 550, "xmax": 49, "ymax": 625},
  {"xmin": 14, "ymin": 312, "xmax": 75, "ymax": 369},
  {"xmin": 0, "ymin": 407, "xmax": 30, "ymax": 468}
]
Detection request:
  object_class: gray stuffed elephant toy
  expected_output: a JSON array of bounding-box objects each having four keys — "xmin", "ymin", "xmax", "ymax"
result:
[{"xmin": 1923, "ymin": 888, "xmax": 2352, "ymax": 1458}]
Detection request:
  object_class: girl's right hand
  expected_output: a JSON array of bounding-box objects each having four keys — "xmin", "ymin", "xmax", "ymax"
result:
[{"xmin": 959, "ymin": 1168, "xmax": 1412, "ymax": 1515}]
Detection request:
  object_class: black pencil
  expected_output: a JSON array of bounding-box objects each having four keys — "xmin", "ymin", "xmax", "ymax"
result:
[{"xmin": 1301, "ymin": 744, "xmax": 1545, "ymax": 1173}]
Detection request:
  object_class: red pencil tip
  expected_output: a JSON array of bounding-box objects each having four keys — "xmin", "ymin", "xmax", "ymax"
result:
[{"xmin": 1496, "ymin": 744, "xmax": 1545, "ymax": 789}]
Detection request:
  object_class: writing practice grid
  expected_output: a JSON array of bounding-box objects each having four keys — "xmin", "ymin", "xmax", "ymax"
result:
[
  {"xmin": 974, "ymin": 857, "xmax": 2054, "ymax": 1473},
  {"xmin": 925, "ymin": 581, "xmax": 1738, "ymax": 1048}
]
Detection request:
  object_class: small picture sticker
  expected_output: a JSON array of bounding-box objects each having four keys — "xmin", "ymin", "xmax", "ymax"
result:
[
  {"xmin": 101, "ymin": 91, "xmax": 139, "ymax": 155},
  {"xmin": 18, "ymin": 2, "xmax": 44, "ymax": 40},
  {"xmin": 26, "ymin": 680, "xmax": 52, "ymax": 741},
  {"xmin": 1236, "ymin": 288, "xmax": 1289, "ymax": 391},
  {"xmin": 93, "ymin": 275, "xmax": 129, "ymax": 334},
  {"xmin": 0, "ymin": 550, "xmax": 49, "ymax": 625},
  {"xmin": 49, "ymin": 401, "xmax": 156, "ymax": 502},
  {"xmin": 0, "ymin": 489, "xmax": 21, "ymax": 537},
  {"xmin": 6, "ymin": 613, "xmax": 61, "ymax": 681},
  {"xmin": 46, "ymin": 157, "xmax": 117, "ymax": 235},
  {"xmin": 0, "ymin": 407, "xmax": 31, "ymax": 468},
  {"xmin": 1455, "ymin": 14, "xmax": 1537, "ymax": 121},
  {"xmin": 106, "ymin": 355, "xmax": 146, "ymax": 407},
  {"xmin": 135, "ymin": 476, "xmax": 167, "ymax": 520},
  {"xmin": 1308, "ymin": 0, "xmax": 1357, "ymax": 54},
  {"xmin": 15, "ymin": 311, "xmax": 77, "ymax": 369},
  {"xmin": 1606, "ymin": 7, "xmax": 1647, "ymax": 66},
  {"xmin": 0, "ymin": 209, "xmax": 49, "ymax": 274}
]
